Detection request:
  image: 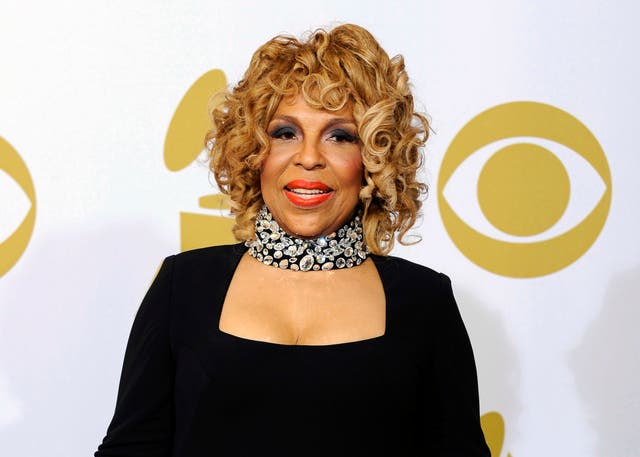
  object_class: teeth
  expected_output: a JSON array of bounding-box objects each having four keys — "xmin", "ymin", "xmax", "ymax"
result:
[{"xmin": 288, "ymin": 188, "xmax": 328, "ymax": 195}]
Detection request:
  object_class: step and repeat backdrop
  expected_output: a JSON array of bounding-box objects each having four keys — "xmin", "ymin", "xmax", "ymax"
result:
[{"xmin": 1, "ymin": 1, "xmax": 639, "ymax": 456}]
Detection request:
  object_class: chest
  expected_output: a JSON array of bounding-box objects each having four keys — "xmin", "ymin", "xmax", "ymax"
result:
[{"xmin": 218, "ymin": 255, "xmax": 386, "ymax": 345}]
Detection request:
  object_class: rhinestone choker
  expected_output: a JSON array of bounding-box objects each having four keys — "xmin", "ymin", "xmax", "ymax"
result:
[{"xmin": 245, "ymin": 206, "xmax": 368, "ymax": 271}]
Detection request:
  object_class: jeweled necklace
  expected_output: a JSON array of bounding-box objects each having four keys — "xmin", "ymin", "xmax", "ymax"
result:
[{"xmin": 245, "ymin": 205, "xmax": 368, "ymax": 271}]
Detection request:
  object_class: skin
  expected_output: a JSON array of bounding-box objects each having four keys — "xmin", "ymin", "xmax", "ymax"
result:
[
  {"xmin": 219, "ymin": 95, "xmax": 386, "ymax": 346},
  {"xmin": 260, "ymin": 95, "xmax": 364, "ymax": 238},
  {"xmin": 219, "ymin": 257, "xmax": 386, "ymax": 345}
]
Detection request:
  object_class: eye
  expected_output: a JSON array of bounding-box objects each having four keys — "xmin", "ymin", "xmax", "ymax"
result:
[
  {"xmin": 442, "ymin": 137, "xmax": 606, "ymax": 243},
  {"xmin": 437, "ymin": 101, "xmax": 611, "ymax": 278},
  {"xmin": 269, "ymin": 125, "xmax": 297, "ymax": 141},
  {"xmin": 328, "ymin": 129, "xmax": 358, "ymax": 144}
]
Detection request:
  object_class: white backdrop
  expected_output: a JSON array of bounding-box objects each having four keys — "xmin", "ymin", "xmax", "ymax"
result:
[{"xmin": 1, "ymin": 1, "xmax": 639, "ymax": 456}]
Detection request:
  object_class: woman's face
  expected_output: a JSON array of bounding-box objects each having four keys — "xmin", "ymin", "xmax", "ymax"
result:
[{"xmin": 260, "ymin": 95, "xmax": 363, "ymax": 238}]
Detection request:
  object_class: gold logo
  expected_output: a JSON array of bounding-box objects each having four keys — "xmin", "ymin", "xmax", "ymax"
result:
[
  {"xmin": 164, "ymin": 69, "xmax": 236, "ymax": 251},
  {"xmin": 481, "ymin": 411, "xmax": 513, "ymax": 457},
  {"xmin": 438, "ymin": 102, "xmax": 611, "ymax": 277},
  {"xmin": 0, "ymin": 137, "xmax": 36, "ymax": 276}
]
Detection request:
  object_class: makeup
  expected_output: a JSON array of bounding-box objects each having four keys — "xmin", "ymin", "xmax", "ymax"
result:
[{"xmin": 284, "ymin": 180, "xmax": 334, "ymax": 207}]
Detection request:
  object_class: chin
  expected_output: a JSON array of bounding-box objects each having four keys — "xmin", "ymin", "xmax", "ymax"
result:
[
  {"xmin": 285, "ymin": 222, "xmax": 330, "ymax": 239},
  {"xmin": 278, "ymin": 213, "xmax": 333, "ymax": 238}
]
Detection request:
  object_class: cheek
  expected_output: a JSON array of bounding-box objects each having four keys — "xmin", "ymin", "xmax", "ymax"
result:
[
  {"xmin": 259, "ymin": 154, "xmax": 283, "ymax": 193},
  {"xmin": 259, "ymin": 165, "xmax": 275, "ymax": 203},
  {"xmin": 340, "ymin": 155, "xmax": 364, "ymax": 187}
]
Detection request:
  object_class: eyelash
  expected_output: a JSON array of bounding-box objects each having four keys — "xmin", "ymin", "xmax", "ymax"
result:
[
  {"xmin": 269, "ymin": 126, "xmax": 297, "ymax": 140},
  {"xmin": 269, "ymin": 126, "xmax": 359, "ymax": 144},
  {"xmin": 329, "ymin": 129, "xmax": 358, "ymax": 143}
]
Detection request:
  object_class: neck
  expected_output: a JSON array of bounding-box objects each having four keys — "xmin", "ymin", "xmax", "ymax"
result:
[{"xmin": 245, "ymin": 205, "xmax": 368, "ymax": 272}]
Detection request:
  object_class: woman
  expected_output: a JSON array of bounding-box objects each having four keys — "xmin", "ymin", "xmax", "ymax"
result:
[{"xmin": 96, "ymin": 24, "xmax": 489, "ymax": 456}]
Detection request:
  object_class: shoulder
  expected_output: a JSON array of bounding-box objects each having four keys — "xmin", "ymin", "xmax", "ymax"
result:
[
  {"xmin": 371, "ymin": 253, "xmax": 451, "ymax": 293},
  {"xmin": 156, "ymin": 244, "xmax": 246, "ymax": 337},
  {"xmin": 161, "ymin": 242, "xmax": 246, "ymax": 285},
  {"xmin": 373, "ymin": 255, "xmax": 471, "ymax": 341},
  {"xmin": 170, "ymin": 242, "xmax": 245, "ymax": 268},
  {"xmin": 372, "ymin": 253, "xmax": 459, "ymax": 321}
]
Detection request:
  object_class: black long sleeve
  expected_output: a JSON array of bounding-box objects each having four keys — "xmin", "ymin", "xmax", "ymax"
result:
[
  {"xmin": 424, "ymin": 274, "xmax": 489, "ymax": 456},
  {"xmin": 95, "ymin": 257, "xmax": 175, "ymax": 456}
]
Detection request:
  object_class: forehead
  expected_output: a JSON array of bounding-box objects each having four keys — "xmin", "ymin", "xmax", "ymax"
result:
[{"xmin": 272, "ymin": 94, "xmax": 355, "ymax": 122}]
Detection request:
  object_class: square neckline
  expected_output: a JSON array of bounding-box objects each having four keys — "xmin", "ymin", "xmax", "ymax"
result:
[{"xmin": 215, "ymin": 243, "xmax": 392, "ymax": 348}]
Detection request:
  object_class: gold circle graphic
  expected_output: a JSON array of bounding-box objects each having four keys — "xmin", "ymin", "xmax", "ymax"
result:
[
  {"xmin": 477, "ymin": 142, "xmax": 570, "ymax": 237},
  {"xmin": 438, "ymin": 102, "xmax": 611, "ymax": 278},
  {"xmin": 0, "ymin": 137, "xmax": 37, "ymax": 277}
]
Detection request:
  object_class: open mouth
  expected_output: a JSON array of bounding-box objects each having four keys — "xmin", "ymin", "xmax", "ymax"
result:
[{"xmin": 284, "ymin": 180, "xmax": 334, "ymax": 206}]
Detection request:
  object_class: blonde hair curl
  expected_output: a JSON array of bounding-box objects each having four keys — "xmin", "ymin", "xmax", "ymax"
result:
[{"xmin": 207, "ymin": 23, "xmax": 429, "ymax": 255}]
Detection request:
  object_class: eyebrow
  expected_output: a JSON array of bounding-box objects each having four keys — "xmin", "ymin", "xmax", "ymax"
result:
[{"xmin": 269, "ymin": 115, "xmax": 357, "ymax": 127}]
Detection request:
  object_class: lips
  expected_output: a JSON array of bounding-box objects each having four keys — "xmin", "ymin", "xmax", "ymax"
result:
[{"xmin": 284, "ymin": 180, "xmax": 334, "ymax": 207}]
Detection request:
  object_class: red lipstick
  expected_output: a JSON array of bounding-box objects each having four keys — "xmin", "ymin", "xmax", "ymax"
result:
[
  {"xmin": 284, "ymin": 180, "xmax": 334, "ymax": 207},
  {"xmin": 285, "ymin": 180, "xmax": 332, "ymax": 191}
]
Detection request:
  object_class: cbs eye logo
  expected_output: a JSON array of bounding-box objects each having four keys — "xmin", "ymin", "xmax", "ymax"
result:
[
  {"xmin": 164, "ymin": 69, "xmax": 236, "ymax": 251},
  {"xmin": 0, "ymin": 137, "xmax": 36, "ymax": 277},
  {"xmin": 438, "ymin": 102, "xmax": 611, "ymax": 278}
]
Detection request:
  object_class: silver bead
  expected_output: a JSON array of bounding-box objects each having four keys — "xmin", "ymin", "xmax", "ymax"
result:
[
  {"xmin": 249, "ymin": 205, "xmax": 368, "ymax": 273},
  {"xmin": 300, "ymin": 254, "xmax": 314, "ymax": 272}
]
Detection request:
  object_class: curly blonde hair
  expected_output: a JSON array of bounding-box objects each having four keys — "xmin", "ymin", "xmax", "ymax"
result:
[{"xmin": 207, "ymin": 23, "xmax": 429, "ymax": 255}]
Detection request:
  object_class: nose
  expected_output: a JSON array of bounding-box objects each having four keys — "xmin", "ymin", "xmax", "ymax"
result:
[{"xmin": 294, "ymin": 139, "xmax": 325, "ymax": 170}]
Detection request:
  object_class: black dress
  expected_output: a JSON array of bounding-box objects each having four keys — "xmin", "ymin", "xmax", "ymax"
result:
[{"xmin": 95, "ymin": 243, "xmax": 489, "ymax": 456}]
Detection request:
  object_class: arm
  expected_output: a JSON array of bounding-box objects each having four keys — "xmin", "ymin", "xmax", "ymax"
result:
[
  {"xmin": 95, "ymin": 256, "xmax": 176, "ymax": 457},
  {"xmin": 426, "ymin": 273, "xmax": 490, "ymax": 457}
]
